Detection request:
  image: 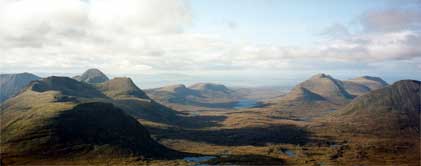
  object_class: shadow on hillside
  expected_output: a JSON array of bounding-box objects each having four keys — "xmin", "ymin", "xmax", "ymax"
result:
[
  {"xmin": 185, "ymin": 100, "xmax": 237, "ymax": 109},
  {"xmin": 114, "ymin": 98, "xmax": 229, "ymax": 128},
  {"xmin": 174, "ymin": 115, "xmax": 228, "ymax": 128},
  {"xmin": 205, "ymin": 154, "xmax": 284, "ymax": 165},
  {"xmin": 148, "ymin": 124, "xmax": 311, "ymax": 146}
]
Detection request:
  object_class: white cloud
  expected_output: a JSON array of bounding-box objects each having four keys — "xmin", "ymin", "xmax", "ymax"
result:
[
  {"xmin": 0, "ymin": 0, "xmax": 420, "ymax": 80},
  {"xmin": 320, "ymin": 30, "xmax": 421, "ymax": 61},
  {"xmin": 360, "ymin": 8, "xmax": 421, "ymax": 32}
]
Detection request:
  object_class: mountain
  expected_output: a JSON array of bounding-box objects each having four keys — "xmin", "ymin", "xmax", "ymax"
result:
[
  {"xmin": 96, "ymin": 77, "xmax": 149, "ymax": 99},
  {"xmin": 74, "ymin": 68, "xmax": 109, "ymax": 84},
  {"xmin": 333, "ymin": 80, "xmax": 420, "ymax": 136},
  {"xmin": 145, "ymin": 84, "xmax": 198, "ymax": 104},
  {"xmin": 280, "ymin": 73, "xmax": 353, "ymax": 104},
  {"xmin": 30, "ymin": 76, "xmax": 107, "ymax": 99},
  {"xmin": 0, "ymin": 77, "xmax": 179, "ymax": 164},
  {"xmin": 281, "ymin": 87, "xmax": 325, "ymax": 102},
  {"xmin": 95, "ymin": 78, "xmax": 199, "ymax": 127},
  {"xmin": 343, "ymin": 76, "xmax": 388, "ymax": 96},
  {"xmin": 0, "ymin": 73, "xmax": 40, "ymax": 102},
  {"xmin": 189, "ymin": 83, "xmax": 231, "ymax": 93},
  {"xmin": 145, "ymin": 83, "xmax": 239, "ymax": 109}
]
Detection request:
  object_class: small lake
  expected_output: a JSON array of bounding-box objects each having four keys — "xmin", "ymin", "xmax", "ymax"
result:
[
  {"xmin": 279, "ymin": 149, "xmax": 296, "ymax": 157},
  {"xmin": 183, "ymin": 156, "xmax": 216, "ymax": 163},
  {"xmin": 234, "ymin": 99, "xmax": 259, "ymax": 109}
]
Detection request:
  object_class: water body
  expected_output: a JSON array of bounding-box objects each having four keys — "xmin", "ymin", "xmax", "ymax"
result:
[
  {"xmin": 183, "ymin": 156, "xmax": 216, "ymax": 163},
  {"xmin": 279, "ymin": 149, "xmax": 296, "ymax": 157},
  {"xmin": 234, "ymin": 99, "xmax": 259, "ymax": 109}
]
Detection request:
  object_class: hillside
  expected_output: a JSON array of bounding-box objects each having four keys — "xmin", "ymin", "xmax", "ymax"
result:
[
  {"xmin": 343, "ymin": 76, "xmax": 388, "ymax": 96},
  {"xmin": 281, "ymin": 87, "xmax": 326, "ymax": 102},
  {"xmin": 0, "ymin": 73, "xmax": 40, "ymax": 102},
  {"xmin": 332, "ymin": 80, "xmax": 420, "ymax": 136},
  {"xmin": 74, "ymin": 68, "xmax": 109, "ymax": 84},
  {"xmin": 0, "ymin": 77, "xmax": 181, "ymax": 165},
  {"xmin": 96, "ymin": 77, "xmax": 150, "ymax": 99}
]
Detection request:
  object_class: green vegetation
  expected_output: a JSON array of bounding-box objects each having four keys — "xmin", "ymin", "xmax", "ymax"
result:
[{"xmin": 0, "ymin": 71, "xmax": 419, "ymax": 165}]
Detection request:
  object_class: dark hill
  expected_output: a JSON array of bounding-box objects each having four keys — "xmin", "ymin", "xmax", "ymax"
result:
[
  {"xmin": 30, "ymin": 76, "xmax": 107, "ymax": 99},
  {"xmin": 0, "ymin": 102, "xmax": 179, "ymax": 164}
]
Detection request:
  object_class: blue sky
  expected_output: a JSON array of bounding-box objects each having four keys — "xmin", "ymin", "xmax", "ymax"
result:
[
  {"xmin": 188, "ymin": 0, "xmax": 391, "ymax": 45},
  {"xmin": 0, "ymin": 0, "xmax": 420, "ymax": 88}
]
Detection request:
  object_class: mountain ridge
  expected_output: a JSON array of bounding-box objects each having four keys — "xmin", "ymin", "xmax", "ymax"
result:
[{"xmin": 0, "ymin": 73, "xmax": 41, "ymax": 102}]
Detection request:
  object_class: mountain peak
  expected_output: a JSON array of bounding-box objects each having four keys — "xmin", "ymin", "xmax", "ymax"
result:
[
  {"xmin": 310, "ymin": 73, "xmax": 334, "ymax": 80},
  {"xmin": 97, "ymin": 77, "xmax": 149, "ymax": 99},
  {"xmin": 282, "ymin": 73, "xmax": 353, "ymax": 104},
  {"xmin": 77, "ymin": 68, "xmax": 109, "ymax": 84}
]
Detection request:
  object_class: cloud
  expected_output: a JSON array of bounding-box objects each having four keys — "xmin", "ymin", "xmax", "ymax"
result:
[
  {"xmin": 0, "ymin": 0, "xmax": 420, "ymax": 78},
  {"xmin": 89, "ymin": 0, "xmax": 191, "ymax": 34},
  {"xmin": 318, "ymin": 6, "xmax": 421, "ymax": 62},
  {"xmin": 359, "ymin": 8, "xmax": 421, "ymax": 32},
  {"xmin": 320, "ymin": 30, "xmax": 421, "ymax": 61}
]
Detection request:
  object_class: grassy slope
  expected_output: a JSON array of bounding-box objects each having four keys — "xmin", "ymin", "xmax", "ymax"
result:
[{"xmin": 0, "ymin": 78, "xmax": 188, "ymax": 165}]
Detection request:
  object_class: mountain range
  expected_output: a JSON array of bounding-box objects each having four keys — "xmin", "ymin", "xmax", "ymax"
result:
[
  {"xmin": 0, "ymin": 69, "xmax": 418, "ymax": 165},
  {"xmin": 145, "ymin": 82, "xmax": 239, "ymax": 109},
  {"xmin": 274, "ymin": 73, "xmax": 388, "ymax": 105}
]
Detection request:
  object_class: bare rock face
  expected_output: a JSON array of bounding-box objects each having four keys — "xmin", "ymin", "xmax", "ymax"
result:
[{"xmin": 76, "ymin": 68, "xmax": 109, "ymax": 84}]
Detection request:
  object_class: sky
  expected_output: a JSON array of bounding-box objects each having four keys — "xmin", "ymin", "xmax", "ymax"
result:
[{"xmin": 0, "ymin": 0, "xmax": 420, "ymax": 88}]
